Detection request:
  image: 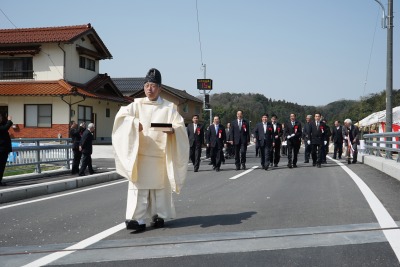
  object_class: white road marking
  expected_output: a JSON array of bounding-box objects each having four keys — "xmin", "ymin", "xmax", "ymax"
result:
[
  {"xmin": 328, "ymin": 156, "xmax": 400, "ymax": 262},
  {"xmin": 21, "ymin": 223, "xmax": 126, "ymax": 267},
  {"xmin": 0, "ymin": 180, "xmax": 127, "ymax": 210},
  {"xmin": 229, "ymin": 166, "xmax": 258, "ymax": 180}
]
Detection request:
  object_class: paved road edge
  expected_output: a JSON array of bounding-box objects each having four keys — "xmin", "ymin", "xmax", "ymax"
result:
[
  {"xmin": 0, "ymin": 171, "xmax": 122, "ymax": 204},
  {"xmin": 362, "ymin": 154, "xmax": 400, "ymax": 183}
]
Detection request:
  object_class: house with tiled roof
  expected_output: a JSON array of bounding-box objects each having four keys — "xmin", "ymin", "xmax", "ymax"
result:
[
  {"xmin": 0, "ymin": 24, "xmax": 130, "ymax": 142},
  {"xmin": 113, "ymin": 77, "xmax": 203, "ymax": 125}
]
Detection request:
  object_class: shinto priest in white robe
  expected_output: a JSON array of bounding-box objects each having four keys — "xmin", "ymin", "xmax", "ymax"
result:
[{"xmin": 112, "ymin": 96, "xmax": 189, "ymax": 222}]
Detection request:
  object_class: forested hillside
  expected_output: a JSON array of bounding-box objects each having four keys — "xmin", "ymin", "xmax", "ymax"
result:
[{"xmin": 203, "ymin": 90, "xmax": 400, "ymax": 127}]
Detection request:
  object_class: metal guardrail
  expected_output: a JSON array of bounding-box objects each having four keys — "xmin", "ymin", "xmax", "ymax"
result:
[
  {"xmin": 6, "ymin": 138, "xmax": 73, "ymax": 173},
  {"xmin": 363, "ymin": 132, "xmax": 400, "ymax": 161}
]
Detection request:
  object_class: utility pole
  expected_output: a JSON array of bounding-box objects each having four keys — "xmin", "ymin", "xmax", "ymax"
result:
[
  {"xmin": 201, "ymin": 64, "xmax": 212, "ymax": 125},
  {"xmin": 374, "ymin": 0, "xmax": 393, "ymax": 158}
]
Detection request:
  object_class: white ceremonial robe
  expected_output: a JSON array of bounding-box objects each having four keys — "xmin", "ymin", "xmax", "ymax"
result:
[{"xmin": 112, "ymin": 97, "xmax": 189, "ymax": 221}]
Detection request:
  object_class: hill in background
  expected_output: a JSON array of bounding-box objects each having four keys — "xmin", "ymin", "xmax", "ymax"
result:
[{"xmin": 202, "ymin": 89, "xmax": 400, "ymax": 126}]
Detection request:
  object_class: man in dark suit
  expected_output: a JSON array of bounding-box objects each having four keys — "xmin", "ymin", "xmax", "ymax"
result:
[
  {"xmin": 69, "ymin": 121, "xmax": 84, "ymax": 175},
  {"xmin": 224, "ymin": 122, "xmax": 234, "ymax": 159},
  {"xmin": 229, "ymin": 110, "xmax": 250, "ymax": 170},
  {"xmin": 307, "ymin": 113, "xmax": 327, "ymax": 168},
  {"xmin": 187, "ymin": 114, "xmax": 203, "ymax": 172},
  {"xmin": 331, "ymin": 120, "xmax": 343, "ymax": 159},
  {"xmin": 78, "ymin": 123, "xmax": 95, "ymax": 176},
  {"xmin": 270, "ymin": 114, "xmax": 283, "ymax": 167},
  {"xmin": 0, "ymin": 114, "xmax": 12, "ymax": 186},
  {"xmin": 302, "ymin": 115, "xmax": 312, "ymax": 163},
  {"xmin": 254, "ymin": 114, "xmax": 274, "ymax": 170},
  {"xmin": 284, "ymin": 113, "xmax": 302, "ymax": 168},
  {"xmin": 206, "ymin": 116, "xmax": 226, "ymax": 172},
  {"xmin": 343, "ymin": 119, "xmax": 360, "ymax": 164},
  {"xmin": 321, "ymin": 119, "xmax": 331, "ymax": 164}
]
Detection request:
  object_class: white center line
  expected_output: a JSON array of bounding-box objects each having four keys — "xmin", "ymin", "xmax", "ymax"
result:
[
  {"xmin": 21, "ymin": 223, "xmax": 126, "ymax": 267},
  {"xmin": 229, "ymin": 166, "xmax": 258, "ymax": 180},
  {"xmin": 328, "ymin": 156, "xmax": 400, "ymax": 263}
]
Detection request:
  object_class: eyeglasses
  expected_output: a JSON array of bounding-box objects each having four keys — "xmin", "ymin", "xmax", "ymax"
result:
[{"xmin": 144, "ymin": 82, "xmax": 159, "ymax": 89}]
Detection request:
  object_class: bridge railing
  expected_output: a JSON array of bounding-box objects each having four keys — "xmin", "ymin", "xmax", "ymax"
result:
[
  {"xmin": 6, "ymin": 138, "xmax": 73, "ymax": 173},
  {"xmin": 363, "ymin": 132, "xmax": 400, "ymax": 161}
]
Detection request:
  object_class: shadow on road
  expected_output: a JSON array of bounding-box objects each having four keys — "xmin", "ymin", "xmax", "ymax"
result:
[{"xmin": 167, "ymin": 211, "xmax": 257, "ymax": 228}]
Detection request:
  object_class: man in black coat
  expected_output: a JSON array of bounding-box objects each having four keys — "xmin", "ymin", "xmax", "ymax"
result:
[
  {"xmin": 342, "ymin": 119, "xmax": 360, "ymax": 164},
  {"xmin": 302, "ymin": 115, "xmax": 312, "ymax": 163},
  {"xmin": 206, "ymin": 115, "xmax": 226, "ymax": 172},
  {"xmin": 321, "ymin": 119, "xmax": 331, "ymax": 164},
  {"xmin": 270, "ymin": 114, "xmax": 283, "ymax": 167},
  {"xmin": 69, "ymin": 121, "xmax": 85, "ymax": 174},
  {"xmin": 331, "ymin": 120, "xmax": 343, "ymax": 159},
  {"xmin": 0, "ymin": 114, "xmax": 12, "ymax": 186},
  {"xmin": 229, "ymin": 110, "xmax": 250, "ymax": 170},
  {"xmin": 307, "ymin": 113, "xmax": 328, "ymax": 168},
  {"xmin": 187, "ymin": 114, "xmax": 204, "ymax": 172},
  {"xmin": 253, "ymin": 114, "xmax": 274, "ymax": 170},
  {"xmin": 284, "ymin": 113, "xmax": 302, "ymax": 168},
  {"xmin": 78, "ymin": 123, "xmax": 95, "ymax": 176}
]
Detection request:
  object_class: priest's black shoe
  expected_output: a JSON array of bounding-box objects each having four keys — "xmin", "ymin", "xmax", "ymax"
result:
[
  {"xmin": 216, "ymin": 167, "xmax": 220, "ymax": 172},
  {"xmin": 151, "ymin": 215, "xmax": 165, "ymax": 228},
  {"xmin": 292, "ymin": 164, "xmax": 297, "ymax": 168},
  {"xmin": 265, "ymin": 165, "xmax": 269, "ymax": 171},
  {"xmin": 194, "ymin": 168, "xmax": 199, "ymax": 172},
  {"xmin": 241, "ymin": 164, "xmax": 246, "ymax": 170},
  {"xmin": 125, "ymin": 220, "xmax": 146, "ymax": 232}
]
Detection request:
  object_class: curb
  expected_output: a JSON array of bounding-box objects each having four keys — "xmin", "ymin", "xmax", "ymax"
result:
[
  {"xmin": 362, "ymin": 154, "xmax": 400, "ymax": 183},
  {"xmin": 0, "ymin": 171, "xmax": 122, "ymax": 204}
]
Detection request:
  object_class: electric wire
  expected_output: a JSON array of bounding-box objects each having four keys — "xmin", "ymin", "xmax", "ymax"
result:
[
  {"xmin": 362, "ymin": 10, "xmax": 380, "ymax": 97},
  {"xmin": 195, "ymin": 0, "xmax": 204, "ymax": 66},
  {"xmin": 0, "ymin": 8, "xmax": 17, "ymax": 28}
]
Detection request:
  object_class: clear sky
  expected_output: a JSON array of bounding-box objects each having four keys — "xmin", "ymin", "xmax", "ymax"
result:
[{"xmin": 1, "ymin": 0, "xmax": 399, "ymax": 106}]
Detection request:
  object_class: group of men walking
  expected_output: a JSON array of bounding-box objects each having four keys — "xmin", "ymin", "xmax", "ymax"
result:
[{"xmin": 187, "ymin": 111, "xmax": 360, "ymax": 172}]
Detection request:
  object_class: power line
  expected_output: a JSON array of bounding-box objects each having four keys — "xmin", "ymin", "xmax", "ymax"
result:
[
  {"xmin": 195, "ymin": 0, "xmax": 204, "ymax": 66},
  {"xmin": 362, "ymin": 10, "xmax": 380, "ymax": 97},
  {"xmin": 0, "ymin": 8, "xmax": 17, "ymax": 28}
]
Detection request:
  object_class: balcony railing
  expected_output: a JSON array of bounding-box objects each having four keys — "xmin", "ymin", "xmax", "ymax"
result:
[{"xmin": 0, "ymin": 70, "xmax": 34, "ymax": 80}]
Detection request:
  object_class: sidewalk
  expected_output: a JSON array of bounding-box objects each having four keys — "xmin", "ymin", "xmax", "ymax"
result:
[{"xmin": 0, "ymin": 145, "xmax": 122, "ymax": 204}]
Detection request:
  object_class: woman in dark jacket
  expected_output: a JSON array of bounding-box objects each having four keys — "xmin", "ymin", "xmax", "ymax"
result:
[{"xmin": 0, "ymin": 114, "xmax": 13, "ymax": 186}]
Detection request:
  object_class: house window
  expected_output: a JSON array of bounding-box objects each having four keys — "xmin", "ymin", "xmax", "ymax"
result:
[
  {"xmin": 25, "ymin": 104, "xmax": 52, "ymax": 127},
  {"xmin": 183, "ymin": 104, "xmax": 189, "ymax": 113},
  {"xmin": 195, "ymin": 105, "xmax": 201, "ymax": 115},
  {"xmin": 78, "ymin": 105, "xmax": 93, "ymax": 126},
  {"xmin": 106, "ymin": 108, "xmax": 110, "ymax": 118},
  {"xmin": 79, "ymin": 56, "xmax": 95, "ymax": 71},
  {"xmin": 0, "ymin": 57, "xmax": 33, "ymax": 80}
]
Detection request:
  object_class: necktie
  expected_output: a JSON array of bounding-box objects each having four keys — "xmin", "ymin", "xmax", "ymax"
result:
[
  {"xmin": 239, "ymin": 120, "xmax": 242, "ymax": 129},
  {"xmin": 317, "ymin": 121, "xmax": 319, "ymax": 127},
  {"xmin": 215, "ymin": 125, "xmax": 218, "ymax": 134}
]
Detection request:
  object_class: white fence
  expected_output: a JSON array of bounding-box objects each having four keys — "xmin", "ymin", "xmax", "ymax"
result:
[{"xmin": 6, "ymin": 138, "xmax": 73, "ymax": 173}]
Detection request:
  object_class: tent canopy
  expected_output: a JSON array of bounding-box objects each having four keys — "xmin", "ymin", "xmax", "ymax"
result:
[{"xmin": 358, "ymin": 106, "xmax": 400, "ymax": 127}]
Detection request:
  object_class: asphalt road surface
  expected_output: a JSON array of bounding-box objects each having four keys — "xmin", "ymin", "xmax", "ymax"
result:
[{"xmin": 1, "ymin": 146, "xmax": 400, "ymax": 266}]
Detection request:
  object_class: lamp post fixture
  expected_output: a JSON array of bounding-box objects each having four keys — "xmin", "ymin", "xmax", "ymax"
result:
[{"xmin": 374, "ymin": 0, "xmax": 393, "ymax": 159}]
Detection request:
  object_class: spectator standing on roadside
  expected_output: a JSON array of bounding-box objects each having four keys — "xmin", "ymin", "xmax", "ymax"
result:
[{"xmin": 0, "ymin": 114, "xmax": 12, "ymax": 186}]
